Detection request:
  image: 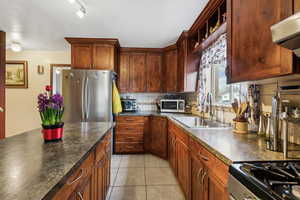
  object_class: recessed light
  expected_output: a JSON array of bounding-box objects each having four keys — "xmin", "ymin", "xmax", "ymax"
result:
[
  {"xmin": 68, "ymin": 0, "xmax": 75, "ymax": 4},
  {"xmin": 10, "ymin": 42, "xmax": 22, "ymax": 52}
]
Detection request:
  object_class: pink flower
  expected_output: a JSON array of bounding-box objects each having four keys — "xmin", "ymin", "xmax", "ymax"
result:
[{"xmin": 45, "ymin": 85, "xmax": 52, "ymax": 92}]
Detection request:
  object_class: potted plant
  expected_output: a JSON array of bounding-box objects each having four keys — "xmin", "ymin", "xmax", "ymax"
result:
[{"xmin": 37, "ymin": 85, "xmax": 64, "ymax": 142}]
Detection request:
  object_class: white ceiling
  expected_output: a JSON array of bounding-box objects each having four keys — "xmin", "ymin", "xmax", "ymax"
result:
[{"xmin": 0, "ymin": 0, "xmax": 208, "ymax": 50}]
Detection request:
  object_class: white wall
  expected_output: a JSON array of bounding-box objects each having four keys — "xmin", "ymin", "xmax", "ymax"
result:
[{"xmin": 5, "ymin": 50, "xmax": 70, "ymax": 137}]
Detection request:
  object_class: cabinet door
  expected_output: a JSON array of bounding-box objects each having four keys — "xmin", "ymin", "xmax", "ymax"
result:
[
  {"xmin": 129, "ymin": 53, "xmax": 147, "ymax": 92},
  {"xmin": 150, "ymin": 116, "xmax": 168, "ymax": 159},
  {"xmin": 191, "ymin": 156, "xmax": 208, "ymax": 200},
  {"xmin": 168, "ymin": 130, "xmax": 177, "ymax": 175},
  {"xmin": 227, "ymin": 0, "xmax": 294, "ymax": 83},
  {"xmin": 95, "ymin": 156, "xmax": 106, "ymax": 200},
  {"xmin": 93, "ymin": 44, "xmax": 115, "ymax": 71},
  {"xmin": 118, "ymin": 53, "xmax": 130, "ymax": 93},
  {"xmin": 72, "ymin": 44, "xmax": 93, "ymax": 69},
  {"xmin": 146, "ymin": 53, "xmax": 163, "ymax": 92},
  {"xmin": 176, "ymin": 139, "xmax": 190, "ymax": 199},
  {"xmin": 164, "ymin": 50, "xmax": 178, "ymax": 92},
  {"xmin": 208, "ymin": 174, "xmax": 228, "ymax": 200},
  {"xmin": 78, "ymin": 173, "xmax": 94, "ymax": 200}
]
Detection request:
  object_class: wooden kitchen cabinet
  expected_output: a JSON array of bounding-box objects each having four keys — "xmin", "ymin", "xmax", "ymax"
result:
[
  {"xmin": 168, "ymin": 120, "xmax": 190, "ymax": 199},
  {"xmin": 146, "ymin": 53, "xmax": 163, "ymax": 92},
  {"xmin": 65, "ymin": 38, "xmax": 119, "ymax": 71},
  {"xmin": 191, "ymin": 155, "xmax": 208, "ymax": 200},
  {"xmin": 168, "ymin": 127, "xmax": 177, "ymax": 175},
  {"xmin": 163, "ymin": 48, "xmax": 178, "ymax": 92},
  {"xmin": 118, "ymin": 53, "xmax": 130, "ymax": 93},
  {"xmin": 190, "ymin": 136, "xmax": 229, "ymax": 200},
  {"xmin": 118, "ymin": 49, "xmax": 163, "ymax": 93},
  {"xmin": 176, "ymin": 139, "xmax": 190, "ymax": 199},
  {"xmin": 130, "ymin": 53, "xmax": 147, "ymax": 92},
  {"xmin": 148, "ymin": 116, "xmax": 168, "ymax": 159},
  {"xmin": 177, "ymin": 32, "xmax": 199, "ymax": 92},
  {"xmin": 53, "ymin": 131, "xmax": 112, "ymax": 200},
  {"xmin": 115, "ymin": 116, "xmax": 148, "ymax": 153},
  {"xmin": 227, "ymin": 0, "xmax": 295, "ymax": 83},
  {"xmin": 71, "ymin": 44, "xmax": 93, "ymax": 69}
]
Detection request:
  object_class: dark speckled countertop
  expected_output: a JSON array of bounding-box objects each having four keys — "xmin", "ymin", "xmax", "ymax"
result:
[
  {"xmin": 119, "ymin": 112, "xmax": 292, "ymax": 165},
  {"xmin": 0, "ymin": 122, "xmax": 113, "ymax": 200}
]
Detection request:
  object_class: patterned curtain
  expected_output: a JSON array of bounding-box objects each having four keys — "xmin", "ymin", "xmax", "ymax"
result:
[{"xmin": 198, "ymin": 33, "xmax": 227, "ymax": 111}]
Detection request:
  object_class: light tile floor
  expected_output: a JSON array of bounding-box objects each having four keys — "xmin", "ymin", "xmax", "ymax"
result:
[{"xmin": 107, "ymin": 154, "xmax": 186, "ymax": 200}]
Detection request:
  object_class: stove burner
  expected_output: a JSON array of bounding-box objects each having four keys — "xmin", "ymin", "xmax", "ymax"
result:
[{"xmin": 239, "ymin": 161, "xmax": 300, "ymax": 200}]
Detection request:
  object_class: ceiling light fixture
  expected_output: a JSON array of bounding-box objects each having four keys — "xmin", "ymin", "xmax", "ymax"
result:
[
  {"xmin": 67, "ymin": 0, "xmax": 87, "ymax": 18},
  {"xmin": 10, "ymin": 42, "xmax": 22, "ymax": 52},
  {"xmin": 76, "ymin": 7, "xmax": 86, "ymax": 18}
]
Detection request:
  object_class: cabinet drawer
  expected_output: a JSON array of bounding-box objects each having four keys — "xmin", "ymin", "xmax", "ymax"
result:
[
  {"xmin": 189, "ymin": 138, "xmax": 215, "ymax": 171},
  {"xmin": 116, "ymin": 134, "xmax": 144, "ymax": 143},
  {"xmin": 116, "ymin": 116, "xmax": 145, "ymax": 123},
  {"xmin": 116, "ymin": 123, "xmax": 144, "ymax": 134},
  {"xmin": 53, "ymin": 152, "xmax": 94, "ymax": 200},
  {"xmin": 115, "ymin": 142, "xmax": 144, "ymax": 153}
]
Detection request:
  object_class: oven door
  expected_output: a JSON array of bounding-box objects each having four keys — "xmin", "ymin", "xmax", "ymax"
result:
[{"xmin": 160, "ymin": 100, "xmax": 179, "ymax": 112}]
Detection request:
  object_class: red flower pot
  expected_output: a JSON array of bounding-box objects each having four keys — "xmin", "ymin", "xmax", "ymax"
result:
[{"xmin": 42, "ymin": 123, "xmax": 64, "ymax": 142}]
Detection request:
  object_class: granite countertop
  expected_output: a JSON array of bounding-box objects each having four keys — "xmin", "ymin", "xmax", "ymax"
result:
[
  {"xmin": 119, "ymin": 112, "xmax": 290, "ymax": 165},
  {"xmin": 0, "ymin": 122, "xmax": 113, "ymax": 200}
]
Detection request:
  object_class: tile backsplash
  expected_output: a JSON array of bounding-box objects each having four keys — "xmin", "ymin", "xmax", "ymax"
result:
[{"xmin": 120, "ymin": 92, "xmax": 197, "ymax": 112}]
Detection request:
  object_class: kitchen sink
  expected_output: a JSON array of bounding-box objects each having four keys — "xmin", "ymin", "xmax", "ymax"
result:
[{"xmin": 172, "ymin": 116, "xmax": 231, "ymax": 129}]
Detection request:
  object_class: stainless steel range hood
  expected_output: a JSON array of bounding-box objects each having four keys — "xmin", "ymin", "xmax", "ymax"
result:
[{"xmin": 271, "ymin": 12, "xmax": 300, "ymax": 57}]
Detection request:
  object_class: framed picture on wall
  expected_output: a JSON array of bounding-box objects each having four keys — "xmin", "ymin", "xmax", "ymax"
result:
[{"xmin": 5, "ymin": 61, "xmax": 28, "ymax": 88}]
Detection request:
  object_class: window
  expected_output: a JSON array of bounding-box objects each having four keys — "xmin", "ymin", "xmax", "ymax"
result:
[{"xmin": 199, "ymin": 33, "xmax": 247, "ymax": 106}]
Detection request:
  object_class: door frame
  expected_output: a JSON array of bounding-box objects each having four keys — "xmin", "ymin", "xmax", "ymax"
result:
[{"xmin": 0, "ymin": 31, "xmax": 5, "ymax": 139}]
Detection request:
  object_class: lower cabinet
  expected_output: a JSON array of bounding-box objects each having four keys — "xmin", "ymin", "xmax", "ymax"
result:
[
  {"xmin": 168, "ymin": 126, "xmax": 177, "ymax": 176},
  {"xmin": 168, "ymin": 121, "xmax": 190, "ymax": 199},
  {"xmin": 115, "ymin": 116, "xmax": 148, "ymax": 153},
  {"xmin": 191, "ymin": 155, "xmax": 208, "ymax": 200},
  {"xmin": 148, "ymin": 116, "xmax": 168, "ymax": 159},
  {"xmin": 53, "ymin": 131, "xmax": 112, "ymax": 200}
]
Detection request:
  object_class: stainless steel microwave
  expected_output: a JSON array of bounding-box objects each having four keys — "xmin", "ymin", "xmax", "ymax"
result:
[{"xmin": 160, "ymin": 99, "xmax": 185, "ymax": 113}]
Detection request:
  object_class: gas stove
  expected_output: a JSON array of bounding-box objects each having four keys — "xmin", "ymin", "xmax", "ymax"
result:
[{"xmin": 229, "ymin": 161, "xmax": 300, "ymax": 200}]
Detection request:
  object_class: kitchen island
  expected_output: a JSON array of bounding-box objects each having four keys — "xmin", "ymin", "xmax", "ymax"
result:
[{"xmin": 0, "ymin": 122, "xmax": 113, "ymax": 200}]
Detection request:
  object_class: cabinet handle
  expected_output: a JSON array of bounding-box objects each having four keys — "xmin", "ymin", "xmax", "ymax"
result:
[
  {"xmin": 198, "ymin": 153, "xmax": 209, "ymax": 161},
  {"xmin": 201, "ymin": 171, "xmax": 207, "ymax": 184},
  {"xmin": 77, "ymin": 191, "xmax": 84, "ymax": 200},
  {"xmin": 197, "ymin": 168, "xmax": 203, "ymax": 180},
  {"xmin": 97, "ymin": 158, "xmax": 105, "ymax": 167},
  {"xmin": 67, "ymin": 169, "xmax": 83, "ymax": 185}
]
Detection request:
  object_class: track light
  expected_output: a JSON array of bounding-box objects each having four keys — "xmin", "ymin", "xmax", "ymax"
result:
[
  {"xmin": 76, "ymin": 7, "xmax": 86, "ymax": 18},
  {"xmin": 10, "ymin": 42, "xmax": 22, "ymax": 52}
]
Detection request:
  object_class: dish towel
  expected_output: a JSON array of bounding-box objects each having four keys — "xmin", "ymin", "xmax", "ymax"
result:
[{"xmin": 112, "ymin": 81, "xmax": 122, "ymax": 114}]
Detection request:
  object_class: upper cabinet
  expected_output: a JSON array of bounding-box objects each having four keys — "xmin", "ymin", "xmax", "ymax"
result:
[
  {"xmin": 177, "ymin": 32, "xmax": 199, "ymax": 92},
  {"xmin": 65, "ymin": 38, "xmax": 120, "ymax": 71},
  {"xmin": 163, "ymin": 46, "xmax": 178, "ymax": 92},
  {"xmin": 146, "ymin": 53, "xmax": 163, "ymax": 92},
  {"xmin": 130, "ymin": 53, "xmax": 147, "ymax": 92},
  {"xmin": 118, "ymin": 49, "xmax": 163, "ymax": 93},
  {"xmin": 227, "ymin": 0, "xmax": 295, "ymax": 83}
]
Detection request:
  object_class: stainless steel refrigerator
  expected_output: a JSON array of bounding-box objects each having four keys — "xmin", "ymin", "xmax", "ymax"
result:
[{"xmin": 54, "ymin": 69, "xmax": 113, "ymax": 123}]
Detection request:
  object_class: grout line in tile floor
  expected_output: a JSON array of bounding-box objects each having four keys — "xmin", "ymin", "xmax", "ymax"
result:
[{"xmin": 108, "ymin": 154, "xmax": 185, "ymax": 200}]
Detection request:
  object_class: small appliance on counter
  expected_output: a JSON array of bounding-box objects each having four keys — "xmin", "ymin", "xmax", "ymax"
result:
[
  {"xmin": 160, "ymin": 99, "xmax": 185, "ymax": 113},
  {"xmin": 121, "ymin": 98, "xmax": 138, "ymax": 112},
  {"xmin": 229, "ymin": 161, "xmax": 300, "ymax": 200}
]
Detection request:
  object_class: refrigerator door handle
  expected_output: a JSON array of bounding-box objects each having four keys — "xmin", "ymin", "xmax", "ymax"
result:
[
  {"xmin": 85, "ymin": 77, "xmax": 90, "ymax": 120},
  {"xmin": 81, "ymin": 76, "xmax": 86, "ymax": 121}
]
